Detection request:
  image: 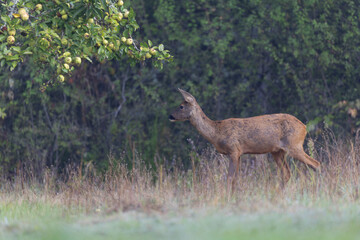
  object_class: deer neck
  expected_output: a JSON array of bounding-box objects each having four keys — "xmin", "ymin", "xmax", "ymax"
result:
[{"xmin": 189, "ymin": 106, "xmax": 216, "ymax": 143}]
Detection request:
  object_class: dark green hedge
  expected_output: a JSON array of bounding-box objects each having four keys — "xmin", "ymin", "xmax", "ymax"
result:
[{"xmin": 1, "ymin": 0, "xmax": 359, "ymax": 175}]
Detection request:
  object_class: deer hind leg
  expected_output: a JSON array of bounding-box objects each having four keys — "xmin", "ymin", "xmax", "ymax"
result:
[
  {"xmin": 271, "ymin": 150, "xmax": 290, "ymax": 186},
  {"xmin": 288, "ymin": 146, "xmax": 320, "ymax": 170}
]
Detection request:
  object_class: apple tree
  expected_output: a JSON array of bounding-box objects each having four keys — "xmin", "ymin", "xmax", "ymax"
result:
[{"xmin": 0, "ymin": 0, "xmax": 172, "ymax": 90}]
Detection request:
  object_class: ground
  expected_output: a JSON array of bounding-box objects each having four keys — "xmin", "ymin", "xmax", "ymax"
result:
[{"xmin": 1, "ymin": 205, "xmax": 360, "ymax": 240}]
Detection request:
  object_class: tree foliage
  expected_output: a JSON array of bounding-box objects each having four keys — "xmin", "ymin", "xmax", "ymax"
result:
[
  {"xmin": 1, "ymin": 0, "xmax": 360, "ymax": 175},
  {"xmin": 0, "ymin": 0, "xmax": 172, "ymax": 88}
]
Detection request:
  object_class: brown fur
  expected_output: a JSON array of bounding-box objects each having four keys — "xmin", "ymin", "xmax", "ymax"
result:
[{"xmin": 169, "ymin": 89, "xmax": 320, "ymax": 192}]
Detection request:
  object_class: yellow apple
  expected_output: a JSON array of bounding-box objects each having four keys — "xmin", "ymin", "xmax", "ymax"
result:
[
  {"xmin": 126, "ymin": 38, "xmax": 133, "ymax": 45},
  {"xmin": 21, "ymin": 13, "xmax": 29, "ymax": 21},
  {"xmin": 74, "ymin": 57, "xmax": 82, "ymax": 65},
  {"xmin": 8, "ymin": 29, "xmax": 16, "ymax": 36},
  {"xmin": 35, "ymin": 4, "xmax": 42, "ymax": 11},
  {"xmin": 64, "ymin": 57, "xmax": 72, "ymax": 63},
  {"xmin": 18, "ymin": 8, "xmax": 27, "ymax": 15},
  {"xmin": 117, "ymin": 12, "xmax": 123, "ymax": 21},
  {"xmin": 7, "ymin": 36, "xmax": 15, "ymax": 45},
  {"xmin": 150, "ymin": 48, "xmax": 157, "ymax": 55},
  {"xmin": 58, "ymin": 75, "xmax": 65, "ymax": 82}
]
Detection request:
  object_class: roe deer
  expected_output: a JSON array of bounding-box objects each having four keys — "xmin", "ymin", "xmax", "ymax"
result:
[{"xmin": 169, "ymin": 88, "xmax": 320, "ymax": 192}]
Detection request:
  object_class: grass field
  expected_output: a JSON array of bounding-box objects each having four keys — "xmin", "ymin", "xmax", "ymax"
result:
[
  {"xmin": 2, "ymin": 204, "xmax": 360, "ymax": 240},
  {"xmin": 1, "ymin": 133, "xmax": 360, "ymax": 239}
]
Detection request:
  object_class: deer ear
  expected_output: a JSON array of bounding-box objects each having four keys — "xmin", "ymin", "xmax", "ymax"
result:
[{"xmin": 178, "ymin": 88, "xmax": 196, "ymax": 105}]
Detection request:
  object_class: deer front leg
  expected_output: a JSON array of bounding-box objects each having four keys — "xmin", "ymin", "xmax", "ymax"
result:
[{"xmin": 226, "ymin": 152, "xmax": 241, "ymax": 195}]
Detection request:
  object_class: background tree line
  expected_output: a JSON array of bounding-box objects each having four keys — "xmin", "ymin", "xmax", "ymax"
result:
[{"xmin": 1, "ymin": 0, "xmax": 359, "ymax": 176}]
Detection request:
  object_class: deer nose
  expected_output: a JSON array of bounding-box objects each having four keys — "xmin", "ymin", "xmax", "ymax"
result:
[{"xmin": 169, "ymin": 115, "xmax": 176, "ymax": 121}]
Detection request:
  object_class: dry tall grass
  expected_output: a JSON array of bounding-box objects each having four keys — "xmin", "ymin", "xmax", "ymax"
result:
[{"xmin": 1, "ymin": 131, "xmax": 359, "ymax": 215}]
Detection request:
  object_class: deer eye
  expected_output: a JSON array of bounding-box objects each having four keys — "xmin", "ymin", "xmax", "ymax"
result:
[{"xmin": 180, "ymin": 105, "xmax": 184, "ymax": 109}]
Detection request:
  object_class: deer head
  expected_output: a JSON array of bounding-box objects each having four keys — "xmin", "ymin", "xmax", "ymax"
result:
[{"xmin": 169, "ymin": 88, "xmax": 197, "ymax": 122}]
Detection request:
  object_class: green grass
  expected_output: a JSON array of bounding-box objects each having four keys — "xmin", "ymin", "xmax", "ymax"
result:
[{"xmin": 1, "ymin": 204, "xmax": 360, "ymax": 240}]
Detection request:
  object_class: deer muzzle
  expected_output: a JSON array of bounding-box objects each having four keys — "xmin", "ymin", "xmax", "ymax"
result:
[{"xmin": 169, "ymin": 115, "xmax": 176, "ymax": 122}]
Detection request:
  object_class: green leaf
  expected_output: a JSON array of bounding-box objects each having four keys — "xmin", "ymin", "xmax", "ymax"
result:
[
  {"xmin": 93, "ymin": 8, "xmax": 104, "ymax": 20},
  {"xmin": 10, "ymin": 60, "xmax": 17, "ymax": 71},
  {"xmin": 72, "ymin": 7, "xmax": 86, "ymax": 19},
  {"xmin": 129, "ymin": 8, "xmax": 136, "ymax": 18},
  {"xmin": 148, "ymin": 40, "xmax": 152, "ymax": 47},
  {"xmin": 306, "ymin": 117, "xmax": 322, "ymax": 132},
  {"xmin": 1, "ymin": 15, "xmax": 10, "ymax": 23},
  {"xmin": 159, "ymin": 44, "xmax": 164, "ymax": 51},
  {"xmin": 100, "ymin": 0, "xmax": 109, "ymax": 12},
  {"xmin": 140, "ymin": 42, "xmax": 148, "ymax": 48},
  {"xmin": 131, "ymin": 22, "xmax": 139, "ymax": 30},
  {"xmin": 84, "ymin": 55, "xmax": 92, "ymax": 62},
  {"xmin": 98, "ymin": 46, "xmax": 105, "ymax": 55},
  {"xmin": 6, "ymin": 55, "xmax": 19, "ymax": 61},
  {"xmin": 11, "ymin": 46, "xmax": 21, "ymax": 53},
  {"xmin": 39, "ymin": 23, "xmax": 49, "ymax": 30}
]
